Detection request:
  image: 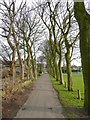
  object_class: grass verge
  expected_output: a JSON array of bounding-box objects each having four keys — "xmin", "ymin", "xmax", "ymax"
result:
[{"xmin": 50, "ymin": 73, "xmax": 88, "ymax": 118}]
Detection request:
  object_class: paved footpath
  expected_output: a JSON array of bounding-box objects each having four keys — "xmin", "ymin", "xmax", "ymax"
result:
[{"xmin": 15, "ymin": 74, "xmax": 65, "ymax": 118}]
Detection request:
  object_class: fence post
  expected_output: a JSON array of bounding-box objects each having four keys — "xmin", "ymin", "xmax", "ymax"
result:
[{"xmin": 77, "ymin": 89, "xmax": 81, "ymax": 100}]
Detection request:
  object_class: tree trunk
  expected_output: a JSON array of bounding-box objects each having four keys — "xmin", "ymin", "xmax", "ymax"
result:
[
  {"xmin": 12, "ymin": 48, "xmax": 16, "ymax": 84},
  {"xmin": 65, "ymin": 48, "xmax": 73, "ymax": 91},
  {"xmin": 23, "ymin": 40, "xmax": 26, "ymax": 64},
  {"xmin": 58, "ymin": 58, "xmax": 64, "ymax": 85},
  {"xmin": 27, "ymin": 51, "xmax": 33, "ymax": 80},
  {"xmin": 12, "ymin": 62, "xmax": 16, "ymax": 84},
  {"xmin": 7, "ymin": 23, "xmax": 16, "ymax": 83},
  {"xmin": 30, "ymin": 47, "xmax": 37, "ymax": 80},
  {"xmin": 74, "ymin": 2, "xmax": 90, "ymax": 114},
  {"xmin": 48, "ymin": 56, "xmax": 54, "ymax": 76},
  {"xmin": 58, "ymin": 45, "xmax": 64, "ymax": 84},
  {"xmin": 49, "ymin": 30, "xmax": 56, "ymax": 78},
  {"xmin": 31, "ymin": 57, "xmax": 37, "ymax": 80},
  {"xmin": 50, "ymin": 55, "xmax": 56, "ymax": 78},
  {"xmin": 18, "ymin": 56, "xmax": 24, "ymax": 80},
  {"xmin": 26, "ymin": 65, "xmax": 29, "ymax": 80},
  {"xmin": 33, "ymin": 57, "xmax": 37, "ymax": 80},
  {"xmin": 21, "ymin": 59, "xmax": 24, "ymax": 80},
  {"xmin": 52, "ymin": 15, "xmax": 59, "ymax": 81},
  {"xmin": 13, "ymin": 33, "xmax": 24, "ymax": 80},
  {"xmin": 53, "ymin": 56, "xmax": 59, "ymax": 81}
]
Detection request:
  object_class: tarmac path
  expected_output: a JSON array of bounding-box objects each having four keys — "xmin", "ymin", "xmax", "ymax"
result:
[{"xmin": 15, "ymin": 74, "xmax": 65, "ymax": 118}]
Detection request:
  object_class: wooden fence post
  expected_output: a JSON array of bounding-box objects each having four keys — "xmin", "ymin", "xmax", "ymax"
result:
[{"xmin": 77, "ymin": 89, "xmax": 81, "ymax": 100}]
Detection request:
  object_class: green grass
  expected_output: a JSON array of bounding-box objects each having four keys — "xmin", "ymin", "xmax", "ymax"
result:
[{"xmin": 51, "ymin": 73, "xmax": 84, "ymax": 108}]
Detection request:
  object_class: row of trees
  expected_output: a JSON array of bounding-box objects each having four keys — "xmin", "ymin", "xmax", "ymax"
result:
[
  {"xmin": 36, "ymin": 1, "xmax": 79, "ymax": 92},
  {"xmin": 35, "ymin": 0, "xmax": 90, "ymax": 115},
  {"xmin": 0, "ymin": 0, "xmax": 44, "ymax": 82}
]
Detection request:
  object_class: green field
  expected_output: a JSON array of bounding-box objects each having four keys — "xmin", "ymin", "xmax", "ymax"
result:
[{"xmin": 51, "ymin": 73, "xmax": 84, "ymax": 108}]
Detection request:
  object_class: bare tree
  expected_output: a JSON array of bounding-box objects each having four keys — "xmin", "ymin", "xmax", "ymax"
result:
[
  {"xmin": 36, "ymin": 0, "xmax": 60, "ymax": 81},
  {"xmin": 0, "ymin": 0, "xmax": 16, "ymax": 82},
  {"xmin": 16, "ymin": 4, "xmax": 42, "ymax": 80},
  {"xmin": 54, "ymin": 1, "xmax": 79, "ymax": 91}
]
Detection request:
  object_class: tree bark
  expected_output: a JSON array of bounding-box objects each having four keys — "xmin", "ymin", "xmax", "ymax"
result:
[
  {"xmin": 7, "ymin": 18, "xmax": 16, "ymax": 83},
  {"xmin": 53, "ymin": 55, "xmax": 59, "ymax": 81},
  {"xmin": 21, "ymin": 59, "xmax": 24, "ymax": 80},
  {"xmin": 30, "ymin": 47, "xmax": 37, "ymax": 80},
  {"xmin": 27, "ymin": 50, "xmax": 33, "ymax": 80},
  {"xmin": 58, "ymin": 44, "xmax": 64, "ymax": 84},
  {"xmin": 33, "ymin": 57, "xmax": 37, "ymax": 80},
  {"xmin": 49, "ymin": 30, "xmax": 56, "ymax": 78},
  {"xmin": 58, "ymin": 57, "xmax": 64, "ymax": 85},
  {"xmin": 74, "ymin": 2, "xmax": 90, "ymax": 114},
  {"xmin": 65, "ymin": 48, "xmax": 73, "ymax": 91},
  {"xmin": 12, "ymin": 19, "xmax": 24, "ymax": 80},
  {"xmin": 13, "ymin": 35, "xmax": 24, "ymax": 80},
  {"xmin": 11, "ymin": 48, "xmax": 16, "ymax": 84},
  {"xmin": 48, "ymin": 56, "xmax": 54, "ymax": 76}
]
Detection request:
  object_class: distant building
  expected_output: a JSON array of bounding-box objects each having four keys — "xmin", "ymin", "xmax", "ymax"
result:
[
  {"xmin": 71, "ymin": 65, "xmax": 82, "ymax": 73},
  {"xmin": 62, "ymin": 65, "xmax": 82, "ymax": 73}
]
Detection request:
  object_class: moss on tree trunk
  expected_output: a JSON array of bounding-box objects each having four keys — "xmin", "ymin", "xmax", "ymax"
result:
[
  {"xmin": 65, "ymin": 48, "xmax": 73, "ymax": 91},
  {"xmin": 58, "ymin": 52, "xmax": 64, "ymax": 85},
  {"xmin": 74, "ymin": 2, "xmax": 90, "ymax": 115}
]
